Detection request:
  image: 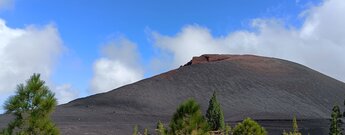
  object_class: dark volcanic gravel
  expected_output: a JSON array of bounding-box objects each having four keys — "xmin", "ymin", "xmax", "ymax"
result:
[{"xmin": 1, "ymin": 54, "xmax": 345, "ymax": 135}]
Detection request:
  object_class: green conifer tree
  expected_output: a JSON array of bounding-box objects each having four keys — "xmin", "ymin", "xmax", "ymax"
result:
[
  {"xmin": 133, "ymin": 125, "xmax": 138, "ymax": 135},
  {"xmin": 3, "ymin": 73, "xmax": 59, "ymax": 135},
  {"xmin": 169, "ymin": 99, "xmax": 209, "ymax": 135},
  {"xmin": 156, "ymin": 121, "xmax": 167, "ymax": 135},
  {"xmin": 292, "ymin": 116, "xmax": 299, "ymax": 134},
  {"xmin": 206, "ymin": 91, "xmax": 225, "ymax": 131},
  {"xmin": 330, "ymin": 105, "xmax": 343, "ymax": 135},
  {"xmin": 281, "ymin": 115, "xmax": 302, "ymax": 135},
  {"xmin": 343, "ymin": 99, "xmax": 345, "ymax": 117},
  {"xmin": 144, "ymin": 128, "xmax": 148, "ymax": 135}
]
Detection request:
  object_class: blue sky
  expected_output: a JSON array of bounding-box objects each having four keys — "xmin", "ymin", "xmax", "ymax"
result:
[
  {"xmin": 1, "ymin": 0, "xmax": 344, "ymax": 108},
  {"xmin": 0, "ymin": 0, "xmax": 311, "ymax": 90}
]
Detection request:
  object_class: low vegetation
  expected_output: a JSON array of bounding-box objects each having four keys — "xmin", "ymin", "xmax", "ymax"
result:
[
  {"xmin": 133, "ymin": 92, "xmax": 345, "ymax": 135},
  {"xmin": 134, "ymin": 91, "xmax": 267, "ymax": 135},
  {"xmin": 232, "ymin": 117, "xmax": 267, "ymax": 135}
]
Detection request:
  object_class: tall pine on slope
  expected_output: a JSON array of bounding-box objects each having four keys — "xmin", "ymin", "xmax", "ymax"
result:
[
  {"xmin": 292, "ymin": 116, "xmax": 301, "ymax": 135},
  {"xmin": 343, "ymin": 99, "xmax": 345, "ymax": 117},
  {"xmin": 330, "ymin": 105, "xmax": 343, "ymax": 135},
  {"xmin": 282, "ymin": 115, "xmax": 301, "ymax": 135},
  {"xmin": 169, "ymin": 99, "xmax": 209, "ymax": 135},
  {"xmin": 133, "ymin": 125, "xmax": 138, "ymax": 135},
  {"xmin": 2, "ymin": 73, "xmax": 59, "ymax": 135},
  {"xmin": 144, "ymin": 128, "xmax": 148, "ymax": 135},
  {"xmin": 156, "ymin": 121, "xmax": 167, "ymax": 135},
  {"xmin": 206, "ymin": 91, "xmax": 225, "ymax": 131}
]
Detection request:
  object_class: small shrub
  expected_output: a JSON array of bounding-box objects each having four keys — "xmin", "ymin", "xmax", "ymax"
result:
[{"xmin": 233, "ymin": 117, "xmax": 267, "ymax": 135}]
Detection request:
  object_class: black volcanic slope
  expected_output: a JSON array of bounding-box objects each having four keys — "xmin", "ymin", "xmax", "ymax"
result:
[{"xmin": 1, "ymin": 54, "xmax": 345, "ymax": 135}]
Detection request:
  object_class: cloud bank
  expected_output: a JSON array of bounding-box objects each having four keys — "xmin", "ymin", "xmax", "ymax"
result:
[
  {"xmin": 151, "ymin": 0, "xmax": 345, "ymax": 82},
  {"xmin": 91, "ymin": 38, "xmax": 144, "ymax": 94},
  {"xmin": 0, "ymin": 19, "xmax": 78, "ymax": 107}
]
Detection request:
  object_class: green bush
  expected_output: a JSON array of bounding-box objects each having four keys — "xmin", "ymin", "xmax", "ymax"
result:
[
  {"xmin": 232, "ymin": 117, "xmax": 267, "ymax": 135},
  {"xmin": 225, "ymin": 124, "xmax": 232, "ymax": 135}
]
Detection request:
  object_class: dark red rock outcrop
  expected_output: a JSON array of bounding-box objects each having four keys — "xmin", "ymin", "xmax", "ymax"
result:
[{"xmin": 184, "ymin": 54, "xmax": 235, "ymax": 66}]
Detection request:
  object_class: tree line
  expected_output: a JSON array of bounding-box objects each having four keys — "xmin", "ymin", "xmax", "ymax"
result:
[
  {"xmin": 133, "ymin": 91, "xmax": 304, "ymax": 135},
  {"xmin": 133, "ymin": 91, "xmax": 345, "ymax": 135}
]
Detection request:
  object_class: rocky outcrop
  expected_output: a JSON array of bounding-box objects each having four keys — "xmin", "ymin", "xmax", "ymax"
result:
[
  {"xmin": 183, "ymin": 54, "xmax": 271, "ymax": 66},
  {"xmin": 184, "ymin": 54, "xmax": 233, "ymax": 66}
]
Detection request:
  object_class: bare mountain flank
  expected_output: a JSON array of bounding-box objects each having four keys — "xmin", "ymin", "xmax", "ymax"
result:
[{"xmin": 1, "ymin": 54, "xmax": 344, "ymax": 135}]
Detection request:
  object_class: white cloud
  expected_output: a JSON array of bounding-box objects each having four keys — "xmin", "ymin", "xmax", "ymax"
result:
[
  {"xmin": 0, "ymin": 19, "xmax": 61, "ymax": 94},
  {"xmin": 54, "ymin": 84, "xmax": 79, "ymax": 104},
  {"xmin": 0, "ymin": 19, "xmax": 78, "ymax": 111},
  {"xmin": 91, "ymin": 38, "xmax": 144, "ymax": 94},
  {"xmin": 151, "ymin": 0, "xmax": 345, "ymax": 82}
]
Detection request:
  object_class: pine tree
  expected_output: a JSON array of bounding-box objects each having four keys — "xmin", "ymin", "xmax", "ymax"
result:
[
  {"xmin": 233, "ymin": 117, "xmax": 267, "ymax": 135},
  {"xmin": 330, "ymin": 105, "xmax": 343, "ymax": 135},
  {"xmin": 3, "ymin": 73, "xmax": 59, "ymax": 135},
  {"xmin": 144, "ymin": 128, "xmax": 148, "ymax": 135},
  {"xmin": 156, "ymin": 121, "xmax": 167, "ymax": 135},
  {"xmin": 206, "ymin": 91, "xmax": 225, "ymax": 131},
  {"xmin": 169, "ymin": 99, "xmax": 209, "ymax": 135},
  {"xmin": 133, "ymin": 125, "xmax": 138, "ymax": 135},
  {"xmin": 343, "ymin": 99, "xmax": 345, "ymax": 117},
  {"xmin": 292, "ymin": 116, "xmax": 299, "ymax": 134},
  {"xmin": 281, "ymin": 116, "xmax": 301, "ymax": 135}
]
